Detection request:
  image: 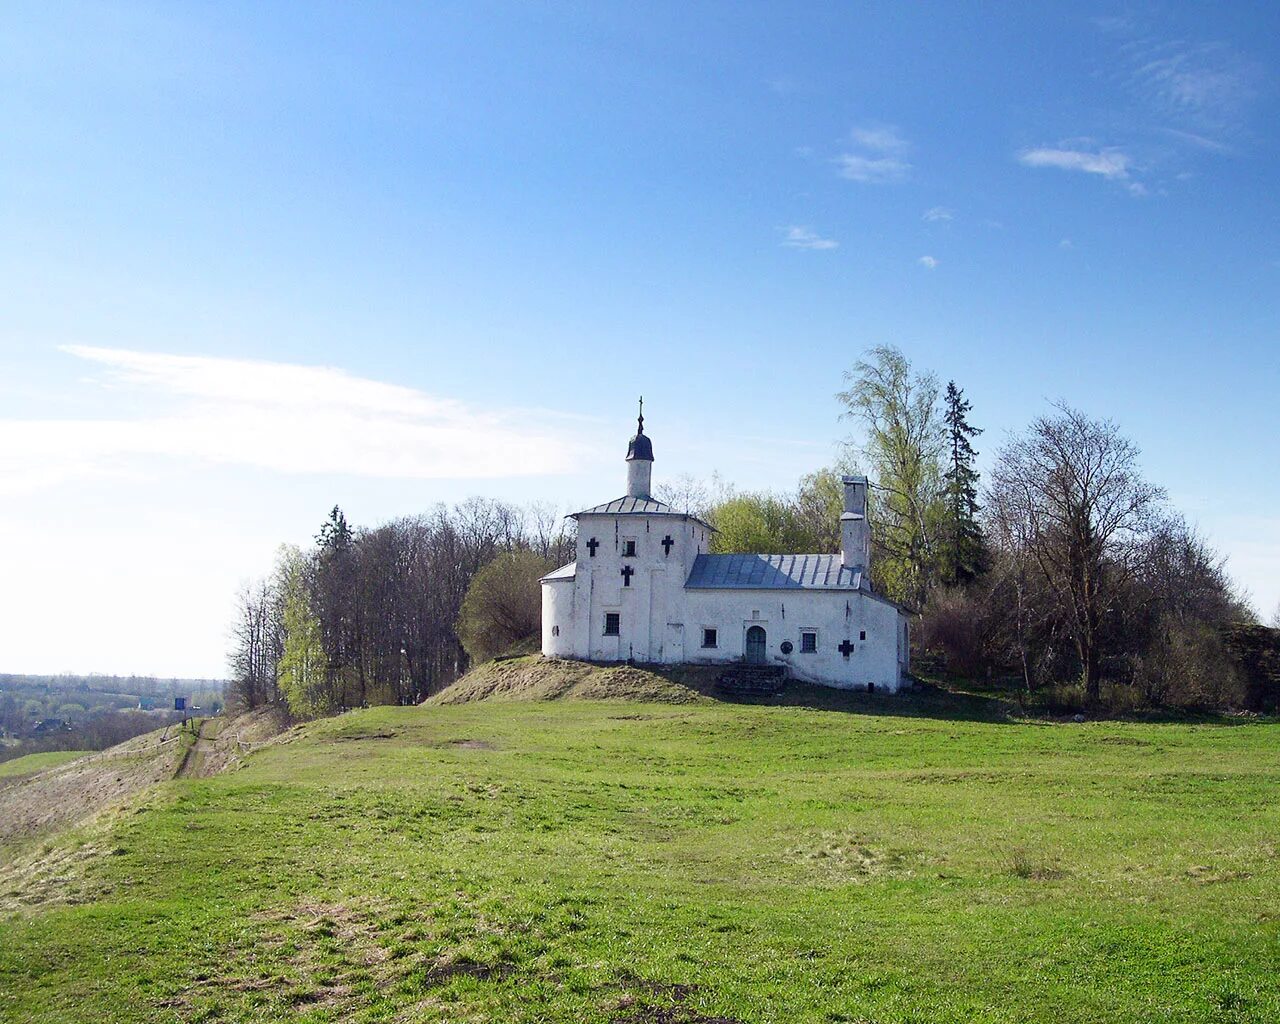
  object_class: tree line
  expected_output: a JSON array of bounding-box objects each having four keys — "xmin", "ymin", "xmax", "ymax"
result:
[
  {"xmin": 228, "ymin": 499, "xmax": 574, "ymax": 716},
  {"xmin": 664, "ymin": 346, "xmax": 1268, "ymax": 712}
]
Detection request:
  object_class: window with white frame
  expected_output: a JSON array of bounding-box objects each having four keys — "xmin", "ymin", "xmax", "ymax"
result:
[
  {"xmin": 702, "ymin": 627, "xmax": 718, "ymax": 649},
  {"xmin": 800, "ymin": 629, "xmax": 818, "ymax": 653}
]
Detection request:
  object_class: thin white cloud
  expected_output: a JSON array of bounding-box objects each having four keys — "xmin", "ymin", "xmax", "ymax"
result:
[
  {"xmin": 0, "ymin": 347, "xmax": 586, "ymax": 495},
  {"xmin": 1100, "ymin": 21, "xmax": 1263, "ymax": 154},
  {"xmin": 1092, "ymin": 15, "xmax": 1134, "ymax": 34},
  {"xmin": 1018, "ymin": 146, "xmax": 1132, "ymax": 179},
  {"xmin": 1158, "ymin": 127, "xmax": 1234, "ymax": 155},
  {"xmin": 781, "ymin": 225, "xmax": 838, "ymax": 250},
  {"xmin": 1134, "ymin": 43, "xmax": 1260, "ymax": 126},
  {"xmin": 922, "ymin": 206, "xmax": 953, "ymax": 222},
  {"xmin": 918, "ymin": 255, "xmax": 938, "ymax": 269},
  {"xmin": 836, "ymin": 124, "xmax": 911, "ymax": 184},
  {"xmin": 837, "ymin": 155, "xmax": 910, "ymax": 184},
  {"xmin": 848, "ymin": 126, "xmax": 908, "ymax": 155}
]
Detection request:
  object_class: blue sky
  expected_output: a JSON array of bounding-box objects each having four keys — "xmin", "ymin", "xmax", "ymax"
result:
[{"xmin": 2, "ymin": 3, "xmax": 1277, "ymax": 676}]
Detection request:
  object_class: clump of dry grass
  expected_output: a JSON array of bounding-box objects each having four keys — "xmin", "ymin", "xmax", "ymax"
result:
[{"xmin": 427, "ymin": 656, "xmax": 713, "ymax": 705}]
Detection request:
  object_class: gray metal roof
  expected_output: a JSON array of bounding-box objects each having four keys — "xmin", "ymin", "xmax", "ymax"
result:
[
  {"xmin": 684, "ymin": 553, "xmax": 864, "ymax": 591},
  {"xmin": 571, "ymin": 495, "xmax": 674, "ymax": 515},
  {"xmin": 569, "ymin": 496, "xmax": 713, "ymax": 529},
  {"xmin": 540, "ymin": 561, "xmax": 576, "ymax": 582}
]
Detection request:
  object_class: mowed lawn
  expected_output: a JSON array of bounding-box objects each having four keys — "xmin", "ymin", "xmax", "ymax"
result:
[{"xmin": 1, "ymin": 700, "xmax": 1278, "ymax": 1023}]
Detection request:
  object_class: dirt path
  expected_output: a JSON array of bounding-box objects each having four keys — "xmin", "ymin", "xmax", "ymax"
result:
[{"xmin": 176, "ymin": 719, "xmax": 217, "ymax": 779}]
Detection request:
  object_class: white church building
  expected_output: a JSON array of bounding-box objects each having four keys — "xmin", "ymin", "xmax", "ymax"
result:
[{"xmin": 541, "ymin": 408, "xmax": 911, "ymax": 692}]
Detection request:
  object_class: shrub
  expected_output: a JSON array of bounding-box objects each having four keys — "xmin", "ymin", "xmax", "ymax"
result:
[
  {"xmin": 918, "ymin": 587, "xmax": 989, "ymax": 678},
  {"xmin": 457, "ymin": 550, "xmax": 551, "ymax": 665}
]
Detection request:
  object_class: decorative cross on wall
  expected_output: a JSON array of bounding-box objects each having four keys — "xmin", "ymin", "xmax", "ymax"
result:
[
  {"xmin": 620, "ymin": 565, "xmax": 635, "ymax": 587},
  {"xmin": 586, "ymin": 537, "xmax": 599, "ymax": 557},
  {"xmin": 661, "ymin": 535, "xmax": 674, "ymax": 556},
  {"xmin": 837, "ymin": 639, "xmax": 856, "ymax": 659}
]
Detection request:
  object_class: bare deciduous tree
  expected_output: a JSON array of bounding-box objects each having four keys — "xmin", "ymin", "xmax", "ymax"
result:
[
  {"xmin": 987, "ymin": 405, "xmax": 1164, "ymax": 704},
  {"xmin": 227, "ymin": 579, "xmax": 280, "ymax": 709}
]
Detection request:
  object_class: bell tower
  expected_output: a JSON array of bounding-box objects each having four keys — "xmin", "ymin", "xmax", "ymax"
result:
[{"xmin": 625, "ymin": 397, "xmax": 653, "ymax": 498}]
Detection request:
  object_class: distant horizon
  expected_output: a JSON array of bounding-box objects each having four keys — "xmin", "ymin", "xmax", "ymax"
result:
[{"xmin": 0, "ymin": 671, "xmax": 228, "ymax": 684}]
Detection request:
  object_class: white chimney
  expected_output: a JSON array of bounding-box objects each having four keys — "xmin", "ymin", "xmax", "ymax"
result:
[{"xmin": 840, "ymin": 475, "xmax": 870, "ymax": 570}]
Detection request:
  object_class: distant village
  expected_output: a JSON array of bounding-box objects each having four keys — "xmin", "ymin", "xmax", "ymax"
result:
[{"xmin": 0, "ymin": 673, "xmax": 225, "ymax": 756}]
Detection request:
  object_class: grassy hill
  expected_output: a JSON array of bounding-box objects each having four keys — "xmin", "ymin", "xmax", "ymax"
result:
[
  {"xmin": 1, "ymin": 666, "xmax": 1277, "ymax": 1022},
  {"xmin": 0, "ymin": 750, "xmax": 92, "ymax": 778}
]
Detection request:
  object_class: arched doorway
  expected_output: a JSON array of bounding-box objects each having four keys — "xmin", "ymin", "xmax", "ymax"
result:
[{"xmin": 745, "ymin": 625, "xmax": 767, "ymax": 664}]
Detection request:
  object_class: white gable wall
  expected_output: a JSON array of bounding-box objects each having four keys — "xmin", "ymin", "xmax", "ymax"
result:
[{"xmin": 562, "ymin": 513, "xmax": 711, "ymax": 663}]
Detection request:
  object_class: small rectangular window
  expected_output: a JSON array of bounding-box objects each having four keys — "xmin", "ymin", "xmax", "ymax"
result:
[
  {"xmin": 801, "ymin": 630, "xmax": 818, "ymax": 653},
  {"xmin": 604, "ymin": 612, "xmax": 620, "ymax": 636},
  {"xmin": 702, "ymin": 628, "xmax": 718, "ymax": 649},
  {"xmin": 860, "ymin": 630, "xmax": 867, "ymax": 641},
  {"xmin": 622, "ymin": 539, "xmax": 637, "ymax": 557}
]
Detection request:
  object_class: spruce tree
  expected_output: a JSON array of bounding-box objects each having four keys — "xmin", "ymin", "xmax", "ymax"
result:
[{"xmin": 942, "ymin": 381, "xmax": 986, "ymax": 585}]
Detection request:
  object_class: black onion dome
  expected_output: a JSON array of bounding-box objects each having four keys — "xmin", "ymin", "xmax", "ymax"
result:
[
  {"xmin": 626, "ymin": 429, "xmax": 653, "ymax": 462},
  {"xmin": 625, "ymin": 399, "xmax": 653, "ymax": 461}
]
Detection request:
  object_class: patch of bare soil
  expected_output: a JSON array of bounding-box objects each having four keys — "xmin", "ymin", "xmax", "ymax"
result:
[
  {"xmin": 610, "ymin": 972, "xmax": 743, "ymax": 1024},
  {"xmin": 428, "ymin": 656, "xmax": 720, "ymax": 705}
]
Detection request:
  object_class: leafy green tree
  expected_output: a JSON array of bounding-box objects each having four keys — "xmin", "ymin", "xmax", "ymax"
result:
[
  {"xmin": 457, "ymin": 550, "xmax": 551, "ymax": 664},
  {"xmin": 793, "ymin": 468, "xmax": 845, "ymax": 553},
  {"xmin": 711, "ymin": 494, "xmax": 804, "ymax": 554},
  {"xmin": 275, "ymin": 547, "xmax": 332, "ymax": 718},
  {"xmin": 837, "ymin": 345, "xmax": 945, "ymax": 606},
  {"xmin": 940, "ymin": 381, "xmax": 987, "ymax": 585},
  {"xmin": 709, "ymin": 469, "xmax": 849, "ymax": 555}
]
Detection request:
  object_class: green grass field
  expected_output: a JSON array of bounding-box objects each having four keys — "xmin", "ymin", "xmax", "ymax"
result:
[
  {"xmin": 1, "ymin": 698, "xmax": 1277, "ymax": 1023},
  {"xmin": 0, "ymin": 750, "xmax": 91, "ymax": 778}
]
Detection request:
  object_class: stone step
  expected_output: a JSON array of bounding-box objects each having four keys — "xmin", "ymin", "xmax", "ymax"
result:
[{"xmin": 716, "ymin": 663, "xmax": 788, "ymax": 698}]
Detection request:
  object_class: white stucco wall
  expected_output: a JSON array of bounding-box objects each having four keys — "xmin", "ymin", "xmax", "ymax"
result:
[
  {"xmin": 677, "ymin": 588, "xmax": 906, "ymax": 692},
  {"xmin": 562, "ymin": 512, "xmax": 710, "ymax": 664},
  {"xmin": 541, "ymin": 577, "xmax": 575, "ymax": 657},
  {"xmin": 539, "ymin": 482, "xmax": 910, "ymax": 692}
]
